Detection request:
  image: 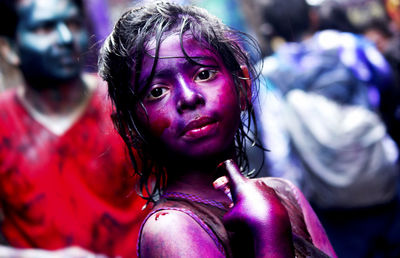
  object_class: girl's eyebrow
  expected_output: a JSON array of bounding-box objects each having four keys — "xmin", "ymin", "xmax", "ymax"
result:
[{"xmin": 137, "ymin": 56, "xmax": 219, "ymax": 92}]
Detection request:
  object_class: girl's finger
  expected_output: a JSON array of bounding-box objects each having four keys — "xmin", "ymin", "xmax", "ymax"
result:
[
  {"xmin": 213, "ymin": 176, "xmax": 228, "ymax": 189},
  {"xmin": 217, "ymin": 159, "xmax": 246, "ymax": 189},
  {"xmin": 213, "ymin": 176, "xmax": 233, "ymax": 201}
]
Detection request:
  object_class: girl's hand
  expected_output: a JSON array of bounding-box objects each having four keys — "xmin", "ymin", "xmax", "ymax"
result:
[{"xmin": 214, "ymin": 159, "xmax": 294, "ymax": 258}]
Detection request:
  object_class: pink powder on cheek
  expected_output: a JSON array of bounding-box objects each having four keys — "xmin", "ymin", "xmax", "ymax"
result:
[
  {"xmin": 150, "ymin": 118, "xmax": 171, "ymax": 138},
  {"xmin": 135, "ymin": 104, "xmax": 170, "ymax": 138}
]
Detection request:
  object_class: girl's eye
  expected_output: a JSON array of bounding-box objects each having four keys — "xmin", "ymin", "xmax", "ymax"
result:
[
  {"xmin": 195, "ymin": 69, "xmax": 217, "ymax": 81},
  {"xmin": 146, "ymin": 87, "xmax": 168, "ymax": 100}
]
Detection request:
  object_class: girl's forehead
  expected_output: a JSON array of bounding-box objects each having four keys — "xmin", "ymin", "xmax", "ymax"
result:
[{"xmin": 145, "ymin": 33, "xmax": 217, "ymax": 59}]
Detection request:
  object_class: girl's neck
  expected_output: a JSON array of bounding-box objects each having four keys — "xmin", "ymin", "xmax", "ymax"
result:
[{"xmin": 164, "ymin": 154, "xmax": 233, "ymax": 203}]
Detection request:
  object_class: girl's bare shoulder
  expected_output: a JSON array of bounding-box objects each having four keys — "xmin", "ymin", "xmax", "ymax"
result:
[{"xmin": 139, "ymin": 209, "xmax": 225, "ymax": 258}]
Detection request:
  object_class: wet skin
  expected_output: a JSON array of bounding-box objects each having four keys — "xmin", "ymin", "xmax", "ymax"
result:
[
  {"xmin": 15, "ymin": 0, "xmax": 88, "ymax": 83},
  {"xmin": 136, "ymin": 33, "xmax": 241, "ymax": 161}
]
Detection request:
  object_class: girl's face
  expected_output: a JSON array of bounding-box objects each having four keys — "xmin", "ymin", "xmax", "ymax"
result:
[{"xmin": 135, "ymin": 33, "xmax": 241, "ymax": 160}]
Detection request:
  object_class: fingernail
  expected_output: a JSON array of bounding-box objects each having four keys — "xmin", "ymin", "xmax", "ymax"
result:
[
  {"xmin": 213, "ymin": 177, "xmax": 228, "ymax": 189},
  {"xmin": 217, "ymin": 159, "xmax": 234, "ymax": 171}
]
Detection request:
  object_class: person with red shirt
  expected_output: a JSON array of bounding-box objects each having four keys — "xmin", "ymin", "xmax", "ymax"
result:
[{"xmin": 0, "ymin": 0, "xmax": 148, "ymax": 257}]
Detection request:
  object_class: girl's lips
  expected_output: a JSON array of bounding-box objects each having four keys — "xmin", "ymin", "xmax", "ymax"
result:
[
  {"xmin": 183, "ymin": 122, "xmax": 219, "ymax": 140},
  {"xmin": 181, "ymin": 117, "xmax": 218, "ymax": 140}
]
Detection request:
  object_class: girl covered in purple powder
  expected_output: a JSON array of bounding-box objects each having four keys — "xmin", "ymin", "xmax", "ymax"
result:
[{"xmin": 98, "ymin": 2, "xmax": 337, "ymax": 257}]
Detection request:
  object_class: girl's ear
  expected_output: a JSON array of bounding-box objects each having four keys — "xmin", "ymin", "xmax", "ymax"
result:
[{"xmin": 239, "ymin": 65, "xmax": 252, "ymax": 111}]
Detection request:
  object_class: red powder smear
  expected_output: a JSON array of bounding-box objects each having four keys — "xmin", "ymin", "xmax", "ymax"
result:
[
  {"xmin": 151, "ymin": 118, "xmax": 170, "ymax": 138},
  {"xmin": 154, "ymin": 212, "xmax": 169, "ymax": 221}
]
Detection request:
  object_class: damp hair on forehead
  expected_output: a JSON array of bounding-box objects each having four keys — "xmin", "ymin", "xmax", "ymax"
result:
[
  {"xmin": 129, "ymin": 9, "xmax": 248, "ymax": 95},
  {"xmin": 98, "ymin": 2, "xmax": 264, "ymax": 202},
  {"xmin": 138, "ymin": 30, "xmax": 222, "ymax": 97}
]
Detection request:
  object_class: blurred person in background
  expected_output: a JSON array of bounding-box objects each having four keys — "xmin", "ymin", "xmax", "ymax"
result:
[
  {"xmin": 0, "ymin": 0, "xmax": 148, "ymax": 257},
  {"xmin": 362, "ymin": 18, "xmax": 393, "ymax": 54},
  {"xmin": 252, "ymin": 0, "xmax": 400, "ymax": 257}
]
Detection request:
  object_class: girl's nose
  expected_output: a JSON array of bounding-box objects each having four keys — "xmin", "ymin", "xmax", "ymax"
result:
[{"xmin": 176, "ymin": 78, "xmax": 205, "ymax": 114}]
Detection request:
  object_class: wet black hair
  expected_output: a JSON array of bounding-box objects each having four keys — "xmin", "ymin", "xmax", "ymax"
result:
[
  {"xmin": 98, "ymin": 2, "xmax": 263, "ymax": 201},
  {"xmin": 0, "ymin": 0, "xmax": 84, "ymax": 39}
]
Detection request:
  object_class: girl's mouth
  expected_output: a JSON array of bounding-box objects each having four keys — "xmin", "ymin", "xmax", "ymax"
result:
[{"xmin": 181, "ymin": 117, "xmax": 218, "ymax": 140}]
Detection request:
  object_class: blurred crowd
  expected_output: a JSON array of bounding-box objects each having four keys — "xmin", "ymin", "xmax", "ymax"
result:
[
  {"xmin": 251, "ymin": 1, "xmax": 400, "ymax": 257},
  {"xmin": 0, "ymin": 0, "xmax": 399, "ymax": 257}
]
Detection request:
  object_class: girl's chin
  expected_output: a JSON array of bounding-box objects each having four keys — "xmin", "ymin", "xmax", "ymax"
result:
[{"xmin": 166, "ymin": 145, "xmax": 233, "ymax": 163}]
